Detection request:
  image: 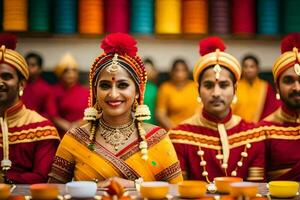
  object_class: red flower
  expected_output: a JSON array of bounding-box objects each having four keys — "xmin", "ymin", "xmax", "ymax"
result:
[
  {"xmin": 281, "ymin": 33, "xmax": 300, "ymax": 54},
  {"xmin": 0, "ymin": 33, "xmax": 17, "ymax": 50},
  {"xmin": 199, "ymin": 37, "xmax": 226, "ymax": 56},
  {"xmin": 101, "ymin": 33, "xmax": 138, "ymax": 57}
]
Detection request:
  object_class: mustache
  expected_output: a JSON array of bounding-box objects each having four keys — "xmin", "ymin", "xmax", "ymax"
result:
[
  {"xmin": 209, "ymin": 97, "xmax": 225, "ymax": 104},
  {"xmin": 289, "ymin": 92, "xmax": 300, "ymax": 98}
]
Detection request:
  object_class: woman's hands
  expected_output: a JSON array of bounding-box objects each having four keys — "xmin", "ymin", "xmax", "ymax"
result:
[{"xmin": 97, "ymin": 177, "xmax": 134, "ymax": 188}]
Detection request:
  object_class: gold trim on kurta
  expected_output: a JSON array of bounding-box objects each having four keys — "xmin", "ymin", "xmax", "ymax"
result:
[
  {"xmin": 0, "ymin": 126, "xmax": 59, "ymax": 146},
  {"xmin": 264, "ymin": 107, "xmax": 300, "ymax": 124},
  {"xmin": 170, "ymin": 127, "xmax": 266, "ymax": 150}
]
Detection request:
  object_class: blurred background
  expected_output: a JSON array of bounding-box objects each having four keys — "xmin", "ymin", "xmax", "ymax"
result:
[{"xmin": 1, "ymin": 0, "xmax": 299, "ymax": 85}]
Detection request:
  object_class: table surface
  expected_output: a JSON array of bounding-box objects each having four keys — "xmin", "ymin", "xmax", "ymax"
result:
[{"xmin": 10, "ymin": 183, "xmax": 297, "ymax": 200}]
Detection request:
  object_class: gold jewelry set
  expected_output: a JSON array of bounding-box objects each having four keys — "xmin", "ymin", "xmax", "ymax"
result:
[{"xmin": 99, "ymin": 117, "xmax": 135, "ymax": 151}]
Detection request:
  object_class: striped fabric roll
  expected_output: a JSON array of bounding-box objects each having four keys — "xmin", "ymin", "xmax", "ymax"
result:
[
  {"xmin": 283, "ymin": 0, "xmax": 300, "ymax": 33},
  {"xmin": 3, "ymin": 0, "xmax": 28, "ymax": 31},
  {"xmin": 78, "ymin": 0, "xmax": 104, "ymax": 34},
  {"xmin": 130, "ymin": 0, "xmax": 154, "ymax": 34},
  {"xmin": 29, "ymin": 0, "xmax": 51, "ymax": 31},
  {"xmin": 257, "ymin": 0, "xmax": 279, "ymax": 35},
  {"xmin": 53, "ymin": 0, "xmax": 77, "ymax": 34},
  {"xmin": 155, "ymin": 0, "xmax": 181, "ymax": 34},
  {"xmin": 210, "ymin": 0, "xmax": 230, "ymax": 35},
  {"xmin": 182, "ymin": 0, "xmax": 208, "ymax": 34},
  {"xmin": 232, "ymin": 0, "xmax": 256, "ymax": 35},
  {"xmin": 105, "ymin": 0, "xmax": 129, "ymax": 33}
]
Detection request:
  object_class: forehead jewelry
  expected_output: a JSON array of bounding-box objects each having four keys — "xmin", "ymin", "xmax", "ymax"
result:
[
  {"xmin": 213, "ymin": 64, "xmax": 222, "ymax": 80},
  {"xmin": 107, "ymin": 54, "xmax": 120, "ymax": 74},
  {"xmin": 213, "ymin": 49, "xmax": 222, "ymax": 80}
]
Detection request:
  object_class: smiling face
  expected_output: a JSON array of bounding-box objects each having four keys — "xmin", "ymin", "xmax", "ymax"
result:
[
  {"xmin": 199, "ymin": 67, "xmax": 235, "ymax": 119},
  {"xmin": 0, "ymin": 63, "xmax": 25, "ymax": 110},
  {"xmin": 96, "ymin": 66, "xmax": 139, "ymax": 122},
  {"xmin": 278, "ymin": 67, "xmax": 300, "ymax": 109}
]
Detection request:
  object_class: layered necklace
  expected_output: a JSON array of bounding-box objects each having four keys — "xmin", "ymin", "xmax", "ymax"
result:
[{"xmin": 99, "ymin": 117, "xmax": 135, "ymax": 151}]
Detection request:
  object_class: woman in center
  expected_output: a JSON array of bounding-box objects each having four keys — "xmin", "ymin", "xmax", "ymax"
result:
[{"xmin": 48, "ymin": 33, "xmax": 182, "ymax": 186}]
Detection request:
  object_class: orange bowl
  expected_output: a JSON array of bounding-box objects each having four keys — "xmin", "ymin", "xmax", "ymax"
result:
[
  {"xmin": 178, "ymin": 181, "xmax": 207, "ymax": 198},
  {"xmin": 214, "ymin": 177, "xmax": 243, "ymax": 193},
  {"xmin": 229, "ymin": 182, "xmax": 258, "ymax": 197},
  {"xmin": 140, "ymin": 182, "xmax": 169, "ymax": 199},
  {"xmin": 30, "ymin": 184, "xmax": 59, "ymax": 200},
  {"xmin": 0, "ymin": 184, "xmax": 10, "ymax": 199}
]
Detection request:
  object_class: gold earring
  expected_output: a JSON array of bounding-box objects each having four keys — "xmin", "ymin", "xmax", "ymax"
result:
[
  {"xmin": 132, "ymin": 99, "xmax": 139, "ymax": 112},
  {"xmin": 95, "ymin": 100, "xmax": 102, "ymax": 112},
  {"xmin": 276, "ymin": 93, "xmax": 280, "ymax": 100},
  {"xmin": 232, "ymin": 95, "xmax": 238, "ymax": 104},
  {"xmin": 197, "ymin": 96, "xmax": 202, "ymax": 103},
  {"xmin": 19, "ymin": 88, "xmax": 23, "ymax": 97}
]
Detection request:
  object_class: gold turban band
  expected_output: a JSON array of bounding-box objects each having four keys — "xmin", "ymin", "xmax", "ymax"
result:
[
  {"xmin": 273, "ymin": 47, "xmax": 300, "ymax": 82},
  {"xmin": 54, "ymin": 52, "xmax": 78, "ymax": 78},
  {"xmin": 193, "ymin": 49, "xmax": 241, "ymax": 85},
  {"xmin": 0, "ymin": 45, "xmax": 29, "ymax": 80}
]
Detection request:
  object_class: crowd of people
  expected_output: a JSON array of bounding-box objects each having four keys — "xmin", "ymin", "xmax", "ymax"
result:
[{"xmin": 1, "ymin": 32, "xmax": 300, "ymax": 186}]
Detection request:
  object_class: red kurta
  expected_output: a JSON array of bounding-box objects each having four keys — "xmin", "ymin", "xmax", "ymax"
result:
[
  {"xmin": 0, "ymin": 101, "xmax": 60, "ymax": 184},
  {"xmin": 169, "ymin": 109, "xmax": 265, "ymax": 182},
  {"xmin": 50, "ymin": 83, "xmax": 89, "ymax": 122},
  {"xmin": 22, "ymin": 77, "xmax": 54, "ymax": 119},
  {"xmin": 49, "ymin": 83, "xmax": 89, "ymax": 136},
  {"xmin": 260, "ymin": 105, "xmax": 300, "ymax": 181}
]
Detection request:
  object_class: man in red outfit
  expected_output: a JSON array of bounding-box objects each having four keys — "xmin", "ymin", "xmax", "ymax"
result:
[
  {"xmin": 261, "ymin": 33, "xmax": 300, "ymax": 181},
  {"xmin": 169, "ymin": 37, "xmax": 265, "ymax": 182},
  {"xmin": 0, "ymin": 34, "xmax": 60, "ymax": 183},
  {"xmin": 22, "ymin": 52, "xmax": 54, "ymax": 119}
]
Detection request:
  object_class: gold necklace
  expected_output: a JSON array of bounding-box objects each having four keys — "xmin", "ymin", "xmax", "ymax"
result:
[{"xmin": 99, "ymin": 117, "xmax": 135, "ymax": 151}]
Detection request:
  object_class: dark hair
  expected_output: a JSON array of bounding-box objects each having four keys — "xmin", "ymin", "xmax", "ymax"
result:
[
  {"xmin": 143, "ymin": 58, "xmax": 154, "ymax": 66},
  {"xmin": 198, "ymin": 65, "xmax": 236, "ymax": 86},
  {"xmin": 171, "ymin": 58, "xmax": 189, "ymax": 72},
  {"xmin": 242, "ymin": 54, "xmax": 259, "ymax": 66},
  {"xmin": 25, "ymin": 52, "xmax": 43, "ymax": 68}
]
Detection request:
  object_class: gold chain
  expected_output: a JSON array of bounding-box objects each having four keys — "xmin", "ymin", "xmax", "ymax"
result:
[{"xmin": 99, "ymin": 117, "xmax": 135, "ymax": 151}]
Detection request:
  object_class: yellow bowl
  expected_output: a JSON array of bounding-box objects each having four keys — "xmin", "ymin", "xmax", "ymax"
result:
[
  {"xmin": 269, "ymin": 181, "xmax": 299, "ymax": 198},
  {"xmin": 0, "ymin": 184, "xmax": 11, "ymax": 199},
  {"xmin": 140, "ymin": 181, "xmax": 169, "ymax": 199},
  {"xmin": 30, "ymin": 184, "xmax": 59, "ymax": 200},
  {"xmin": 178, "ymin": 180, "xmax": 207, "ymax": 198},
  {"xmin": 229, "ymin": 182, "xmax": 258, "ymax": 197},
  {"xmin": 214, "ymin": 177, "xmax": 243, "ymax": 193}
]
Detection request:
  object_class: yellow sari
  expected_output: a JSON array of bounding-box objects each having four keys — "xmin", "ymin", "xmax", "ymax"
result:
[{"xmin": 49, "ymin": 123, "xmax": 183, "ymax": 183}]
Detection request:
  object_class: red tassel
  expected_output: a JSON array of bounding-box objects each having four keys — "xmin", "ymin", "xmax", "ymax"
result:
[
  {"xmin": 199, "ymin": 37, "xmax": 225, "ymax": 56},
  {"xmin": 281, "ymin": 33, "xmax": 300, "ymax": 54},
  {"xmin": 101, "ymin": 33, "xmax": 137, "ymax": 57}
]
